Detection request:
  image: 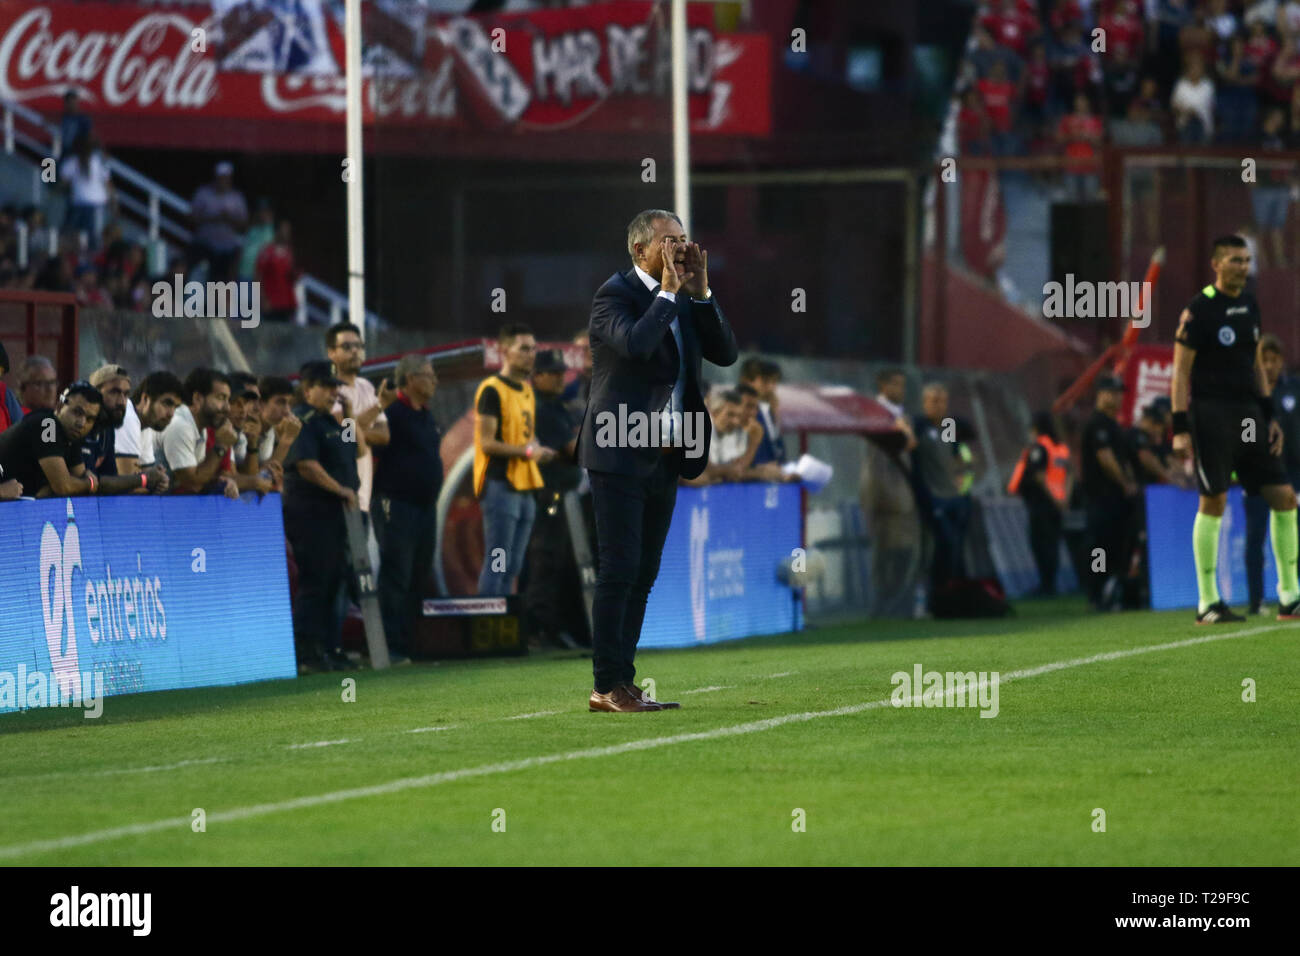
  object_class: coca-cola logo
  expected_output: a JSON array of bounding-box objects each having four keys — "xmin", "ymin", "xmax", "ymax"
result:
[
  {"xmin": 259, "ymin": 57, "xmax": 455, "ymax": 120},
  {"xmin": 0, "ymin": 6, "xmax": 217, "ymax": 110}
]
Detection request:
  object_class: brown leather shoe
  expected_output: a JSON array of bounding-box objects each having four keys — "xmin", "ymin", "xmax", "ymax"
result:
[
  {"xmin": 589, "ymin": 686, "xmax": 662, "ymax": 712},
  {"xmin": 624, "ymin": 683, "xmax": 680, "ymax": 709}
]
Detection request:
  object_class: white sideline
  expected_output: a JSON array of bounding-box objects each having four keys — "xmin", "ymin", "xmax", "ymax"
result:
[
  {"xmin": 286, "ymin": 739, "xmax": 352, "ymax": 750},
  {"xmin": 503, "ymin": 711, "xmax": 559, "ymax": 720},
  {"xmin": 680, "ymin": 685, "xmax": 732, "ymax": 694},
  {"xmin": 0, "ymin": 623, "xmax": 1284, "ymax": 861}
]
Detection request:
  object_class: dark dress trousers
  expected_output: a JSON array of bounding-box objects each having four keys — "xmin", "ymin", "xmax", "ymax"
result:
[{"xmin": 577, "ymin": 268, "xmax": 738, "ymax": 692}]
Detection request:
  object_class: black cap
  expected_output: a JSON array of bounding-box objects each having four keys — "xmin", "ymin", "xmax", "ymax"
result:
[
  {"xmin": 534, "ymin": 349, "xmax": 566, "ymax": 374},
  {"xmin": 299, "ymin": 360, "xmax": 342, "ymax": 386},
  {"xmin": 1096, "ymin": 374, "xmax": 1126, "ymax": 392}
]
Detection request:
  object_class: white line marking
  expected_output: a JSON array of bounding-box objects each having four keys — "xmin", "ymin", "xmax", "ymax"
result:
[
  {"xmin": 680, "ymin": 685, "xmax": 732, "ymax": 695},
  {"xmin": 766, "ymin": 672, "xmax": 796, "ymax": 679},
  {"xmin": 0, "ymin": 624, "xmax": 1284, "ymax": 861},
  {"xmin": 286, "ymin": 739, "xmax": 352, "ymax": 750},
  {"xmin": 406, "ymin": 726, "xmax": 455, "ymax": 734},
  {"xmin": 0, "ymin": 757, "xmax": 230, "ymax": 785},
  {"xmin": 503, "ymin": 711, "xmax": 558, "ymax": 720}
]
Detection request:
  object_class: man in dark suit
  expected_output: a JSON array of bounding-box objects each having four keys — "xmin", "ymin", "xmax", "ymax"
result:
[{"xmin": 577, "ymin": 208, "xmax": 738, "ymax": 712}]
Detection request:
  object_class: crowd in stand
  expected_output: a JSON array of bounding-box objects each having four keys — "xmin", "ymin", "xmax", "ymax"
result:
[
  {"xmin": 0, "ymin": 323, "xmax": 794, "ymax": 672},
  {"xmin": 0, "ymin": 92, "xmax": 300, "ymax": 316},
  {"xmin": 958, "ymin": 0, "xmax": 1300, "ymax": 198}
]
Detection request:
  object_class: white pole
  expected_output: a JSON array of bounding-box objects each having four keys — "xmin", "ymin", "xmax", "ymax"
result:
[
  {"xmin": 670, "ymin": 0, "xmax": 691, "ymax": 233},
  {"xmin": 345, "ymin": 0, "xmax": 365, "ymax": 340}
]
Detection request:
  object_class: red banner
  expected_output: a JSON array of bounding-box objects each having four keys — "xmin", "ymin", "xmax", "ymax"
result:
[
  {"xmin": 959, "ymin": 168, "xmax": 1006, "ymax": 280},
  {"xmin": 0, "ymin": 1, "xmax": 770, "ymax": 146},
  {"xmin": 1121, "ymin": 343, "xmax": 1173, "ymax": 427}
]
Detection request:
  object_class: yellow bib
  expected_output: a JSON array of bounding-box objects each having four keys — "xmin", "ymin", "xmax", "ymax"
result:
[{"xmin": 473, "ymin": 375, "xmax": 543, "ymax": 496}]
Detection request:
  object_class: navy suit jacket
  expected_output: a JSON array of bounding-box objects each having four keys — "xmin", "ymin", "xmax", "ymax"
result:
[{"xmin": 577, "ymin": 268, "xmax": 738, "ymax": 480}]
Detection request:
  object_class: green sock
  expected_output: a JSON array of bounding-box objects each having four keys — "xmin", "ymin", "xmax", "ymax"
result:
[
  {"xmin": 1270, "ymin": 508, "xmax": 1300, "ymax": 605},
  {"xmin": 1193, "ymin": 512, "xmax": 1223, "ymax": 614}
]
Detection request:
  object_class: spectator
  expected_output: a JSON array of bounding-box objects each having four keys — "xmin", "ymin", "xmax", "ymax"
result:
[
  {"xmin": 1204, "ymin": 0, "xmax": 1241, "ymax": 47},
  {"xmin": 1057, "ymin": 92, "xmax": 1104, "ymax": 199},
  {"xmin": 82, "ymin": 364, "xmax": 131, "ymax": 476},
  {"xmin": 0, "ymin": 381, "xmax": 166, "ymax": 497},
  {"xmin": 159, "ymin": 367, "xmax": 239, "ymax": 498},
  {"xmin": 74, "ymin": 264, "xmax": 111, "ymax": 309},
  {"xmin": 226, "ymin": 372, "xmax": 275, "ymax": 493},
  {"xmin": 1245, "ymin": 0, "xmax": 1281, "ymax": 30},
  {"xmin": 473, "ymin": 323, "xmax": 551, "ymax": 596},
  {"xmin": 1216, "ymin": 34, "xmax": 1261, "ymax": 143},
  {"xmin": 17, "ymin": 355, "xmax": 57, "ymax": 414},
  {"xmin": 60, "ymin": 134, "xmax": 113, "ymax": 251},
  {"xmin": 978, "ymin": 58, "xmax": 1020, "ymax": 154},
  {"xmin": 730, "ymin": 383, "xmax": 790, "ymax": 482},
  {"xmin": 969, "ymin": 24, "xmax": 1022, "ymax": 81},
  {"xmin": 957, "ymin": 86, "xmax": 994, "ymax": 156},
  {"xmin": 326, "ymin": 322, "xmax": 388, "ymax": 514},
  {"xmin": 116, "ymin": 370, "xmax": 184, "ymax": 476},
  {"xmin": 875, "ymin": 367, "xmax": 907, "ymax": 419},
  {"xmin": 1022, "ymin": 41, "xmax": 1052, "ymax": 134},
  {"xmin": 190, "ymin": 161, "xmax": 248, "ymax": 282},
  {"xmin": 56, "ymin": 89, "xmax": 91, "ymax": 159},
  {"xmin": 257, "ymin": 375, "xmax": 302, "ymax": 472},
  {"xmin": 1252, "ymin": 107, "xmax": 1296, "ymax": 268},
  {"xmin": 739, "ymin": 357, "xmax": 788, "ymax": 466},
  {"xmin": 561, "ymin": 330, "xmax": 592, "ymax": 414},
  {"xmin": 911, "ymin": 383, "xmax": 979, "ymax": 599},
  {"xmin": 255, "ymin": 219, "xmax": 299, "ymax": 322},
  {"xmin": 683, "ymin": 389, "xmax": 748, "ymax": 485},
  {"xmin": 1155, "ymin": 0, "xmax": 1196, "ymax": 88},
  {"xmin": 1048, "ymin": 23, "xmax": 1096, "ymax": 115},
  {"xmin": 1172, "ymin": 51, "xmax": 1215, "ymax": 143},
  {"xmin": 282, "ymin": 360, "xmax": 361, "ymax": 672},
  {"xmin": 522, "ymin": 349, "xmax": 584, "ymax": 650},
  {"xmin": 371, "ymin": 354, "xmax": 443, "ymax": 659},
  {"xmin": 0, "ymin": 341, "xmax": 22, "ymax": 432},
  {"xmin": 238, "ymin": 198, "xmax": 275, "ymax": 281}
]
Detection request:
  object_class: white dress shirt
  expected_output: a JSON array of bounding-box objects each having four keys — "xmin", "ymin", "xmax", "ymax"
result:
[{"xmin": 634, "ymin": 264, "xmax": 686, "ymax": 445}]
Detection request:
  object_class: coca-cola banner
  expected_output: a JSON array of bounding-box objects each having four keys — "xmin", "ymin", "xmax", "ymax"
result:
[{"xmin": 0, "ymin": 0, "xmax": 770, "ymax": 147}]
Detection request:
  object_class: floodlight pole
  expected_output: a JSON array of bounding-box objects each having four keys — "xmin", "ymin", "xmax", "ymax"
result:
[
  {"xmin": 671, "ymin": 0, "xmax": 691, "ymax": 233},
  {"xmin": 345, "ymin": 0, "xmax": 365, "ymax": 340}
]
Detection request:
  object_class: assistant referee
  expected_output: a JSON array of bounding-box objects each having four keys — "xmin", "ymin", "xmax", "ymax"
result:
[{"xmin": 1170, "ymin": 235, "xmax": 1300, "ymax": 623}]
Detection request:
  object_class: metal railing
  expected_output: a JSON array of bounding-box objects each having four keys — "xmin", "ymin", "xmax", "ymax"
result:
[{"xmin": 1, "ymin": 97, "xmax": 382, "ymax": 329}]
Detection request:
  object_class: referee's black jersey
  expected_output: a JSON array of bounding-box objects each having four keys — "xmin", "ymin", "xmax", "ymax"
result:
[{"xmin": 1176, "ymin": 284, "xmax": 1262, "ymax": 403}]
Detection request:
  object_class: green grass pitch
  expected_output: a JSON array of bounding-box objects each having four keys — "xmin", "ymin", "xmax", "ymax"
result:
[{"xmin": 2, "ymin": 598, "xmax": 1297, "ymax": 865}]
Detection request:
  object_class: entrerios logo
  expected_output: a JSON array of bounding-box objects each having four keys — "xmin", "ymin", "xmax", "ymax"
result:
[
  {"xmin": 23, "ymin": 501, "xmax": 167, "ymax": 715},
  {"xmin": 50, "ymin": 886, "xmax": 151, "ymax": 937}
]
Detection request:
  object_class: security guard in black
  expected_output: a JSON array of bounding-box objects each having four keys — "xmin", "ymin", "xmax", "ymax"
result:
[{"xmin": 283, "ymin": 403, "xmax": 359, "ymax": 507}]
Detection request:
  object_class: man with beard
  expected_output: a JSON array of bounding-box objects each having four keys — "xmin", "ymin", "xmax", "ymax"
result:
[
  {"xmin": 0, "ymin": 381, "xmax": 167, "ymax": 497},
  {"xmin": 326, "ymin": 322, "xmax": 388, "ymax": 515},
  {"xmin": 81, "ymin": 364, "xmax": 132, "ymax": 476},
  {"xmin": 225, "ymin": 371, "xmax": 275, "ymax": 493},
  {"xmin": 115, "ymin": 370, "xmax": 184, "ymax": 477},
  {"xmin": 159, "ymin": 367, "xmax": 239, "ymax": 498}
]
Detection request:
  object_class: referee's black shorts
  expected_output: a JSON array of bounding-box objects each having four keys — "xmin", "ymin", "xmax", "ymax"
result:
[{"xmin": 1190, "ymin": 398, "xmax": 1290, "ymax": 496}]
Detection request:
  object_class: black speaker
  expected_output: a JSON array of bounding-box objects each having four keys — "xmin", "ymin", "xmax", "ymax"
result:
[{"xmin": 1050, "ymin": 202, "xmax": 1111, "ymax": 287}]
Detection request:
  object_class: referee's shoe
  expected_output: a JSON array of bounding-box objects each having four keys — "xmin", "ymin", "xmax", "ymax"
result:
[{"xmin": 1196, "ymin": 601, "xmax": 1245, "ymax": 624}]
